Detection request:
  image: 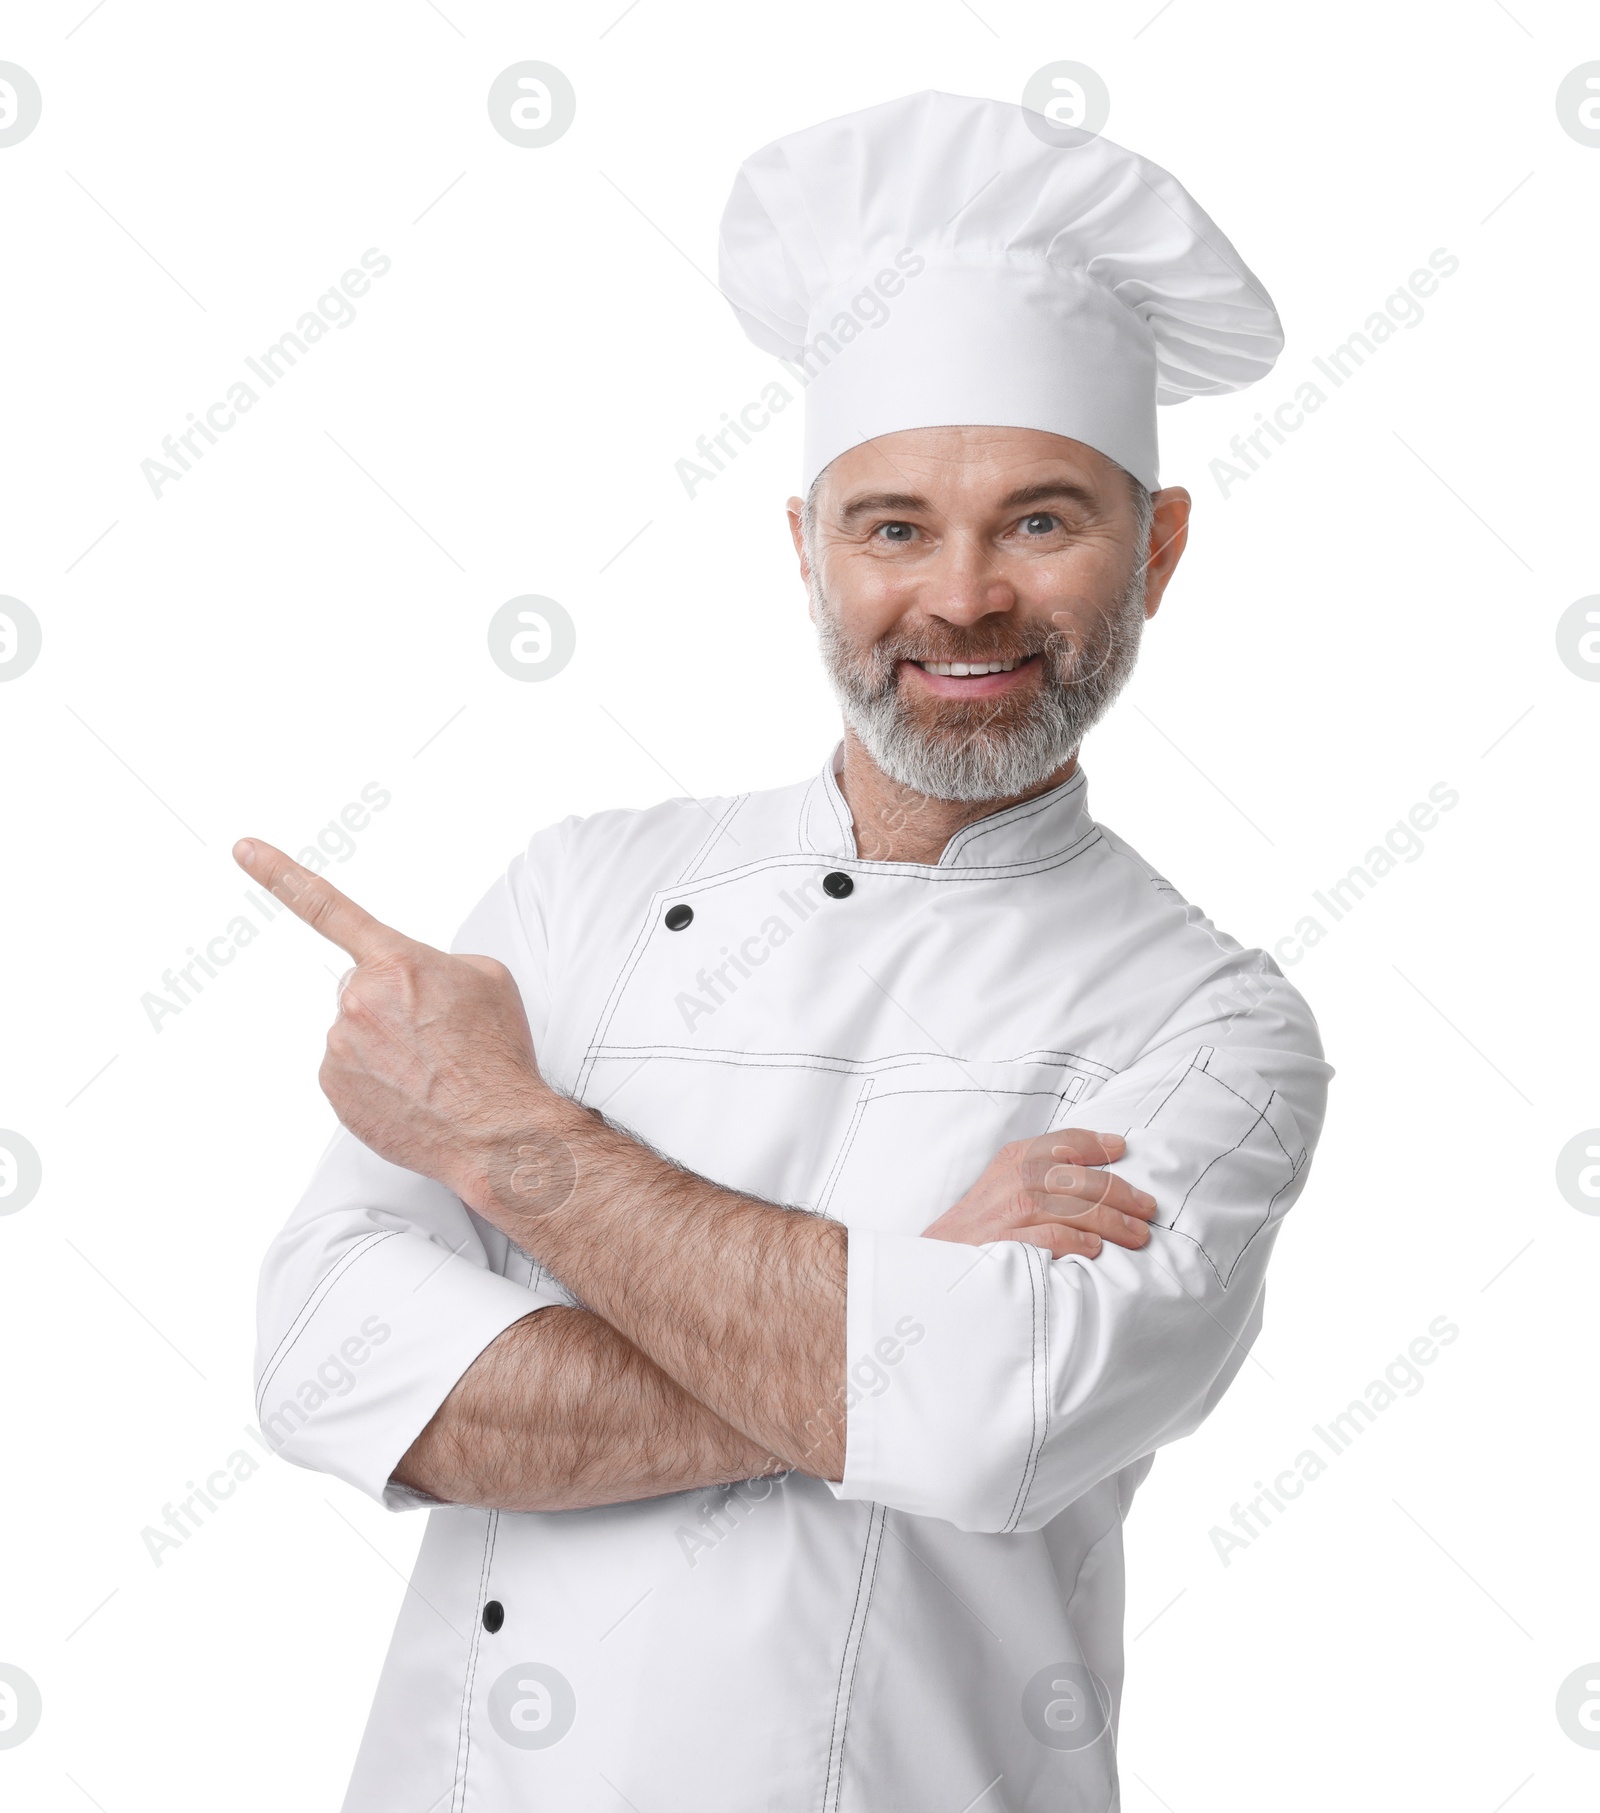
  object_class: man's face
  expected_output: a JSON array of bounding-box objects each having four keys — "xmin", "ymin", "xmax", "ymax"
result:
[{"xmin": 789, "ymin": 426, "xmax": 1189, "ymax": 802}]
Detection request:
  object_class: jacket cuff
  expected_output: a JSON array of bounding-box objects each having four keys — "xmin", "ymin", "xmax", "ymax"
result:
[
  {"xmin": 254, "ymin": 1226, "xmax": 550, "ymax": 1508},
  {"xmin": 825, "ymin": 1226, "xmax": 1050, "ymax": 1532}
]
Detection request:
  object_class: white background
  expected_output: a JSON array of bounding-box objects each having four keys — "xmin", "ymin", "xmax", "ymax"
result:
[{"xmin": 2, "ymin": 2, "xmax": 1596, "ymax": 1808}]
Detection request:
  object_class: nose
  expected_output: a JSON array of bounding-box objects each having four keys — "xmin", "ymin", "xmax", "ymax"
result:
[{"xmin": 922, "ymin": 528, "xmax": 1018, "ymax": 627}]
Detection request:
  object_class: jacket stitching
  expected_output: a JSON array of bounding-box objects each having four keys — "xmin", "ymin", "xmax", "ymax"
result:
[
  {"xmin": 1157, "ymin": 1095, "xmax": 1278, "ymax": 1289},
  {"xmin": 1145, "ymin": 1095, "xmax": 1303, "ymax": 1288},
  {"xmin": 1005, "ymin": 1246, "xmax": 1047, "ymax": 1533},
  {"xmin": 938, "ymin": 771, "xmax": 1089, "ymax": 863},
  {"xmin": 574, "ymin": 909, "xmax": 667, "ymax": 1098},
  {"xmin": 829, "ymin": 1506, "xmax": 888, "ymax": 1809},
  {"xmin": 679, "ymin": 794, "xmax": 752, "ymax": 883},
  {"xmin": 604, "ymin": 828, "xmax": 1108, "ymax": 899},
  {"xmin": 814, "ymin": 1078, "xmax": 874, "ymax": 1216},
  {"xmin": 1034, "ymin": 1245, "xmax": 1052, "ymax": 1524},
  {"xmin": 797, "ymin": 773, "xmax": 840, "ymax": 856},
  {"xmin": 1212, "ymin": 1146, "xmax": 1308, "ymax": 1287},
  {"xmin": 585, "ymin": 1044, "xmax": 1116, "ymax": 1077},
  {"xmin": 830, "ymin": 1084, "xmax": 1063, "ymax": 1104},
  {"xmin": 823, "ymin": 1508, "xmax": 880, "ymax": 1802},
  {"xmin": 575, "ymin": 806, "xmax": 747, "ymax": 1095},
  {"xmin": 818, "ymin": 767, "xmax": 855, "ymax": 852},
  {"xmin": 592, "ymin": 1054, "xmax": 1076, "ymax": 1098},
  {"xmin": 1139, "ymin": 1048, "xmax": 1208, "ymax": 1130},
  {"xmin": 823, "ymin": 1503, "xmax": 887, "ymax": 1811},
  {"xmin": 574, "ymin": 832, "xmax": 1108, "ymax": 1089},
  {"xmin": 1130, "ymin": 1054, "xmax": 1304, "ymax": 1285},
  {"xmin": 453, "ymin": 1510, "xmax": 499, "ymax": 1811},
  {"xmin": 1189, "ymin": 1060, "xmax": 1298, "ymax": 1166},
  {"xmin": 1170, "ymin": 1107, "xmax": 1272, "ymax": 1235},
  {"xmin": 255, "ymin": 1229, "xmax": 398, "ymax": 1411}
]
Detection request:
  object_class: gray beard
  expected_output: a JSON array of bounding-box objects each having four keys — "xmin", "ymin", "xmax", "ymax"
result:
[{"xmin": 812, "ymin": 566, "xmax": 1148, "ymax": 803}]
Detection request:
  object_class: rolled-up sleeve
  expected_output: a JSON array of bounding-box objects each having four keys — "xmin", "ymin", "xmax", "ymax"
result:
[
  {"xmin": 252, "ymin": 823, "xmax": 575, "ymax": 1510},
  {"xmin": 253, "ymin": 1132, "xmax": 572, "ymax": 1508},
  {"xmin": 831, "ymin": 1033, "xmax": 1331, "ymax": 1534}
]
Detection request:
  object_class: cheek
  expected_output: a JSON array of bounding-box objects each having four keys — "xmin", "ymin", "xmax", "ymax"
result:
[
  {"xmin": 833, "ymin": 547, "xmax": 920, "ymax": 612},
  {"xmin": 823, "ymin": 556, "xmax": 919, "ymax": 638},
  {"xmin": 1019, "ymin": 542, "xmax": 1121, "ymax": 605},
  {"xmin": 1025, "ymin": 563, "xmax": 1130, "ymax": 640}
]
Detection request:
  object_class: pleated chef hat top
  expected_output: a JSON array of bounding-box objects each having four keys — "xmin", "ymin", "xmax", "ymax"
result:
[{"xmin": 717, "ymin": 90, "xmax": 1283, "ymax": 491}]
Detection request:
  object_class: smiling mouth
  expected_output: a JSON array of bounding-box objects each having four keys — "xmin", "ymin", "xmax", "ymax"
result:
[
  {"xmin": 911, "ymin": 653, "xmax": 1039, "ymax": 676},
  {"xmin": 914, "ymin": 657, "xmax": 1017, "ymax": 676},
  {"xmin": 902, "ymin": 651, "xmax": 1046, "ymax": 692}
]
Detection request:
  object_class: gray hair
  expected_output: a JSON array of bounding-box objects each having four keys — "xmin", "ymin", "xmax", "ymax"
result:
[{"xmin": 1126, "ymin": 468, "xmax": 1154, "ymax": 567}]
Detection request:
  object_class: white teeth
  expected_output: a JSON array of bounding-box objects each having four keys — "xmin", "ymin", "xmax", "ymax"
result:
[{"xmin": 919, "ymin": 658, "xmax": 1021, "ymax": 676}]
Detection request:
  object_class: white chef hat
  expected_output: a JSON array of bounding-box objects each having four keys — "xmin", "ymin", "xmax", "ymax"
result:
[{"xmin": 717, "ymin": 89, "xmax": 1283, "ymax": 491}]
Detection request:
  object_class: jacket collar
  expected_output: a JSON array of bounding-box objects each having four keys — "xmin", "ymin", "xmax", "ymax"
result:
[{"xmin": 798, "ymin": 742, "xmax": 1095, "ymax": 871}]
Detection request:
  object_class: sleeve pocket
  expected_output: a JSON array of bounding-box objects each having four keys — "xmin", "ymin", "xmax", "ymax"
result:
[{"xmin": 1122, "ymin": 1044, "xmax": 1307, "ymax": 1286}]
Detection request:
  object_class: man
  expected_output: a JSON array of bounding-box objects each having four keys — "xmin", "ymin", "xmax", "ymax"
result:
[{"xmin": 244, "ymin": 92, "xmax": 1329, "ymax": 1811}]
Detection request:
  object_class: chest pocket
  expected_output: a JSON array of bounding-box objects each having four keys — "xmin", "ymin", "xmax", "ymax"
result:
[
  {"xmin": 814, "ymin": 1055, "xmax": 1102, "ymax": 1234},
  {"xmin": 581, "ymin": 1047, "xmax": 1105, "ymax": 1239}
]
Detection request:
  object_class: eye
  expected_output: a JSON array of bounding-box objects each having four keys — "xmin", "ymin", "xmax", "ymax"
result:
[
  {"xmin": 1020, "ymin": 512, "xmax": 1059, "ymax": 536},
  {"xmin": 875, "ymin": 521, "xmax": 917, "ymax": 543}
]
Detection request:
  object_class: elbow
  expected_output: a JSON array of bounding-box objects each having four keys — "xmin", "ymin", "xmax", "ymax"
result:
[
  {"xmin": 1003, "ymin": 1482, "xmax": 1088, "ymax": 1536},
  {"xmin": 944, "ymin": 1456, "xmax": 1092, "ymax": 1536},
  {"xmin": 843, "ymin": 1428, "xmax": 1062, "ymax": 1535},
  {"xmin": 902, "ymin": 1454, "xmax": 1130, "ymax": 1536},
  {"xmin": 852, "ymin": 1411, "xmax": 1184, "ymax": 1536}
]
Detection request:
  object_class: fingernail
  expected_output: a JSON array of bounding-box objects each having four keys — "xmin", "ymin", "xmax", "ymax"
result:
[{"xmin": 234, "ymin": 838, "xmax": 255, "ymax": 863}]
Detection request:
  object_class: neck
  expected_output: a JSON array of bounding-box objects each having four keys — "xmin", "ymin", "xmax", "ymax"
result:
[{"xmin": 834, "ymin": 728, "xmax": 1078, "ymax": 865}]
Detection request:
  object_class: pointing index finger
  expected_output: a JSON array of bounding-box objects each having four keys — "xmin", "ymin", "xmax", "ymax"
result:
[{"xmin": 233, "ymin": 838, "xmax": 409, "ymax": 963}]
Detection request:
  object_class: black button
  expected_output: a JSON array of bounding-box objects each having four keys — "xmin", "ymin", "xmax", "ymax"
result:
[
  {"xmin": 822, "ymin": 871, "xmax": 854, "ymax": 899},
  {"xmin": 482, "ymin": 1600, "xmax": 504, "ymax": 1633},
  {"xmin": 664, "ymin": 904, "xmax": 693, "ymax": 931}
]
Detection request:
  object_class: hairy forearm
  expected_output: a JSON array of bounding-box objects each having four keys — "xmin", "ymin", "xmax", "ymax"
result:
[
  {"xmin": 474, "ymin": 1101, "xmax": 849, "ymax": 1481},
  {"xmin": 244, "ymin": 833, "xmax": 1144, "ymax": 1511},
  {"xmin": 391, "ymin": 1306, "xmax": 784, "ymax": 1512}
]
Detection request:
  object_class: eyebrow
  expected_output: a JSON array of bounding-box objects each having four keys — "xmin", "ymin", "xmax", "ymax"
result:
[
  {"xmin": 835, "ymin": 479, "xmax": 1100, "ymax": 525},
  {"xmin": 998, "ymin": 480, "xmax": 1100, "ymax": 512},
  {"xmin": 836, "ymin": 490, "xmax": 930, "ymax": 524}
]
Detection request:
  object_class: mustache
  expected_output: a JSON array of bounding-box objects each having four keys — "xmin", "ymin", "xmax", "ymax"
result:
[
  {"xmin": 884, "ymin": 643, "xmax": 1047, "ymax": 668},
  {"xmin": 849, "ymin": 617, "xmax": 1129, "ymax": 698},
  {"xmin": 869, "ymin": 625, "xmax": 1058, "ymax": 665},
  {"xmin": 850, "ymin": 601, "xmax": 1133, "ymax": 672}
]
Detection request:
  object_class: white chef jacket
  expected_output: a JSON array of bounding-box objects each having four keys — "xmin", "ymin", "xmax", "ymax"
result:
[{"xmin": 255, "ymin": 750, "xmax": 1330, "ymax": 1813}]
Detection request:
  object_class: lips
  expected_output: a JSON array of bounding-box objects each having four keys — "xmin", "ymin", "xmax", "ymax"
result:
[
  {"xmin": 900, "ymin": 652, "xmax": 1043, "ymax": 698},
  {"xmin": 916, "ymin": 657, "xmax": 1023, "ymax": 677}
]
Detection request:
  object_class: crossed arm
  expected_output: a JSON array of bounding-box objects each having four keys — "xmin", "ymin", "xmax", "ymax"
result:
[
  {"xmin": 392, "ymin": 1306, "xmax": 785, "ymax": 1512},
  {"xmin": 236, "ymin": 839, "xmax": 1158, "ymax": 1514}
]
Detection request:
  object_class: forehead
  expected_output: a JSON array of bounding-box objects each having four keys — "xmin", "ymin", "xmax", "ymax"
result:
[{"xmin": 818, "ymin": 425, "xmax": 1121, "ymax": 518}]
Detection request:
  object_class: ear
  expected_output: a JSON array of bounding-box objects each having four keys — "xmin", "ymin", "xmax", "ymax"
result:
[
  {"xmin": 1141, "ymin": 487, "xmax": 1191, "ymax": 620},
  {"xmin": 786, "ymin": 495, "xmax": 808, "ymax": 579}
]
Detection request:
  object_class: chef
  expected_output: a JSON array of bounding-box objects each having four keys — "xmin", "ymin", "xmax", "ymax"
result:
[{"xmin": 243, "ymin": 90, "xmax": 1329, "ymax": 1812}]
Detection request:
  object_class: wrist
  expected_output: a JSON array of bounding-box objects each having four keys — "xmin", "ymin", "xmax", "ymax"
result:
[{"xmin": 458, "ymin": 1081, "xmax": 594, "ymax": 1234}]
